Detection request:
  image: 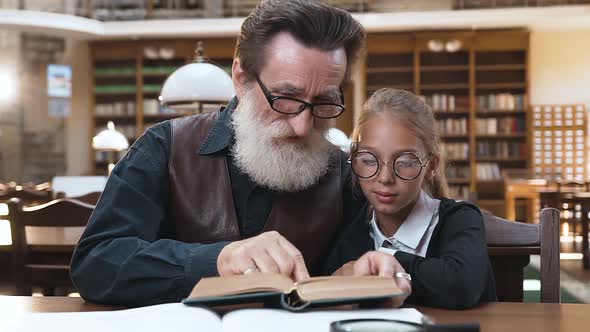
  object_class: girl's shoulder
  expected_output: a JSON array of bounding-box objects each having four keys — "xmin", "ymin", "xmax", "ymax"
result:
[{"xmin": 438, "ymin": 197, "xmax": 484, "ymax": 224}]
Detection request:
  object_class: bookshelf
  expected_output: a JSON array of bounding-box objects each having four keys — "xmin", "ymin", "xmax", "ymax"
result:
[
  {"xmin": 90, "ymin": 38, "xmax": 235, "ymax": 174},
  {"xmin": 365, "ymin": 30, "xmax": 529, "ymax": 214},
  {"xmin": 474, "ymin": 32, "xmax": 529, "ymax": 215}
]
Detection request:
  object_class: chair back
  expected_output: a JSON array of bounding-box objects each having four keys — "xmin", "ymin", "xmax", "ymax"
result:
[
  {"xmin": 58, "ymin": 191, "xmax": 102, "ymax": 205},
  {"xmin": 0, "ymin": 188, "xmax": 53, "ymax": 206},
  {"xmin": 483, "ymin": 208, "xmax": 560, "ymax": 303},
  {"xmin": 6, "ymin": 198, "xmax": 95, "ymax": 295}
]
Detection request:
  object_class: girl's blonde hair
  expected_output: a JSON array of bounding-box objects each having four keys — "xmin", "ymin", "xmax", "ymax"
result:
[{"xmin": 351, "ymin": 88, "xmax": 449, "ymax": 198}]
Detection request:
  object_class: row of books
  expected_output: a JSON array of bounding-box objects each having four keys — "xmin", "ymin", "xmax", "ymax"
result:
[
  {"xmin": 94, "ymin": 84, "xmax": 162, "ymax": 94},
  {"xmin": 95, "ymin": 102, "xmax": 136, "ymax": 116},
  {"xmin": 475, "ymin": 141, "xmax": 526, "ymax": 158},
  {"xmin": 94, "ymin": 67, "xmax": 135, "ymax": 76},
  {"xmin": 144, "ymin": 99, "xmax": 175, "ymax": 115},
  {"xmin": 95, "ymin": 85, "xmax": 136, "ymax": 94},
  {"xmin": 94, "ymin": 66, "xmax": 177, "ymax": 76},
  {"xmin": 475, "ymin": 117, "xmax": 526, "ymax": 134},
  {"xmin": 445, "ymin": 166, "xmax": 470, "ymax": 179},
  {"xmin": 443, "ymin": 143, "xmax": 469, "ymax": 159},
  {"xmin": 436, "ymin": 119, "xmax": 468, "ymax": 135},
  {"xmin": 421, "ymin": 94, "xmax": 469, "ymax": 111},
  {"xmin": 476, "ymin": 94, "xmax": 525, "ymax": 111},
  {"xmin": 448, "ymin": 185, "xmax": 470, "ymax": 200},
  {"xmin": 476, "ymin": 163, "xmax": 502, "ymax": 180}
]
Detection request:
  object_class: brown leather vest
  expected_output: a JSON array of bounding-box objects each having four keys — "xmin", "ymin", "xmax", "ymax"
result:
[{"xmin": 169, "ymin": 112, "xmax": 343, "ymax": 271}]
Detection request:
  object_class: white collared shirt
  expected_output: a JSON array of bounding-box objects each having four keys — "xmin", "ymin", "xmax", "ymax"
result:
[{"xmin": 370, "ymin": 190, "xmax": 441, "ymax": 258}]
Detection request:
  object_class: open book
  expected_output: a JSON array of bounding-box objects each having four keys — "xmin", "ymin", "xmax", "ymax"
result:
[
  {"xmin": 7, "ymin": 303, "xmax": 424, "ymax": 332},
  {"xmin": 183, "ymin": 273, "xmax": 405, "ymax": 311}
]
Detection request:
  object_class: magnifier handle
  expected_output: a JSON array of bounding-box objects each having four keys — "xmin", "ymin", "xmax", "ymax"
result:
[{"xmin": 426, "ymin": 322, "xmax": 480, "ymax": 332}]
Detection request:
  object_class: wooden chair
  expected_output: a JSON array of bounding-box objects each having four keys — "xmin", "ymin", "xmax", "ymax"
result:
[
  {"xmin": 0, "ymin": 188, "xmax": 53, "ymax": 206},
  {"xmin": 484, "ymin": 208, "xmax": 560, "ymax": 303},
  {"xmin": 54, "ymin": 191, "xmax": 102, "ymax": 205},
  {"xmin": 6, "ymin": 198, "xmax": 95, "ymax": 296}
]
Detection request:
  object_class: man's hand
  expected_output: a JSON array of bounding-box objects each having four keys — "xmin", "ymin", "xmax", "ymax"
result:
[
  {"xmin": 333, "ymin": 251, "xmax": 411, "ymax": 308},
  {"xmin": 217, "ymin": 231, "xmax": 310, "ymax": 281}
]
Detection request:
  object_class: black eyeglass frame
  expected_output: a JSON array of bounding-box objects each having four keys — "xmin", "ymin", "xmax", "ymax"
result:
[
  {"xmin": 255, "ymin": 74, "xmax": 346, "ymax": 119},
  {"xmin": 347, "ymin": 151, "xmax": 433, "ymax": 181}
]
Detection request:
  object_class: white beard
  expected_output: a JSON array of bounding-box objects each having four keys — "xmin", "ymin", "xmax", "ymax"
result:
[{"xmin": 230, "ymin": 91, "xmax": 333, "ymax": 192}]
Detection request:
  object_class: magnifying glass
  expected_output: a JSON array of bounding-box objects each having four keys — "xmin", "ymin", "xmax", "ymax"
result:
[{"xmin": 330, "ymin": 319, "xmax": 480, "ymax": 332}]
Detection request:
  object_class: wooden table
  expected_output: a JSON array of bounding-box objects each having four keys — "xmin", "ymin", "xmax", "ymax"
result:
[
  {"xmin": 420, "ymin": 302, "xmax": 589, "ymax": 332},
  {"xmin": 504, "ymin": 176, "xmax": 547, "ymax": 223},
  {"xmin": 3, "ymin": 296, "xmax": 590, "ymax": 332}
]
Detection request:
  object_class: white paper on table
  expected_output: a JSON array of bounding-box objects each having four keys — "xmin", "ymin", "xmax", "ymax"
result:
[
  {"xmin": 6, "ymin": 303, "xmax": 423, "ymax": 332},
  {"xmin": 222, "ymin": 307, "xmax": 424, "ymax": 332},
  {"xmin": 5, "ymin": 303, "xmax": 221, "ymax": 332}
]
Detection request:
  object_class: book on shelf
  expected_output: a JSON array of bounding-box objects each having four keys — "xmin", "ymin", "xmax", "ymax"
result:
[
  {"xmin": 183, "ymin": 273, "xmax": 405, "ymax": 312},
  {"xmin": 448, "ymin": 185, "xmax": 470, "ymax": 200},
  {"xmin": 446, "ymin": 166, "xmax": 470, "ymax": 179},
  {"xmin": 476, "ymin": 163, "xmax": 502, "ymax": 180},
  {"xmin": 95, "ymin": 102, "xmax": 136, "ymax": 116},
  {"xmin": 476, "ymin": 118, "xmax": 526, "ymax": 135},
  {"xmin": 142, "ymin": 66, "xmax": 177, "ymax": 75},
  {"xmin": 94, "ymin": 67, "xmax": 135, "ymax": 76},
  {"xmin": 442, "ymin": 143, "xmax": 469, "ymax": 159},
  {"xmin": 477, "ymin": 94, "xmax": 525, "ymax": 111},
  {"xmin": 421, "ymin": 94, "xmax": 469, "ymax": 111},
  {"xmin": 94, "ymin": 85, "xmax": 137, "ymax": 94},
  {"xmin": 476, "ymin": 141, "xmax": 526, "ymax": 158},
  {"xmin": 436, "ymin": 119, "xmax": 467, "ymax": 135},
  {"xmin": 143, "ymin": 99, "xmax": 177, "ymax": 115}
]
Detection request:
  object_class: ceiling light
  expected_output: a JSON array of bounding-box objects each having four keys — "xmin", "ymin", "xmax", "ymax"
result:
[
  {"xmin": 427, "ymin": 39, "xmax": 444, "ymax": 52},
  {"xmin": 445, "ymin": 39, "xmax": 462, "ymax": 53}
]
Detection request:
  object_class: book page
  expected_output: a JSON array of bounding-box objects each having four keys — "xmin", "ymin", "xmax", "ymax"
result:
[
  {"xmin": 221, "ymin": 308, "xmax": 424, "ymax": 332},
  {"xmin": 188, "ymin": 273, "xmax": 294, "ymax": 299},
  {"xmin": 5, "ymin": 303, "xmax": 222, "ymax": 332},
  {"xmin": 296, "ymin": 276, "xmax": 401, "ymax": 301}
]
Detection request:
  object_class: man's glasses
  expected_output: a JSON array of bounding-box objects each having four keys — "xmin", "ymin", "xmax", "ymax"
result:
[
  {"xmin": 348, "ymin": 151, "xmax": 432, "ymax": 180},
  {"xmin": 255, "ymin": 75, "xmax": 345, "ymax": 119}
]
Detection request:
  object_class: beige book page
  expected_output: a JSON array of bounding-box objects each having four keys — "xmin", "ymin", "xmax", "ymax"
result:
[
  {"xmin": 296, "ymin": 276, "xmax": 401, "ymax": 302},
  {"xmin": 189, "ymin": 273, "xmax": 295, "ymax": 299}
]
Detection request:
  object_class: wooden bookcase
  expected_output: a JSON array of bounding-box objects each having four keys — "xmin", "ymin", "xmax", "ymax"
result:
[
  {"xmin": 90, "ymin": 38, "xmax": 235, "ymax": 174},
  {"xmin": 365, "ymin": 29, "xmax": 529, "ymax": 214}
]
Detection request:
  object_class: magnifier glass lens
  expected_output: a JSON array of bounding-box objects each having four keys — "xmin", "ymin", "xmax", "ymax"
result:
[{"xmin": 331, "ymin": 319, "xmax": 423, "ymax": 332}]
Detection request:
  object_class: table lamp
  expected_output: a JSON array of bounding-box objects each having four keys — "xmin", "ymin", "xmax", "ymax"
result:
[
  {"xmin": 159, "ymin": 41, "xmax": 234, "ymax": 112},
  {"xmin": 92, "ymin": 121, "xmax": 129, "ymax": 175}
]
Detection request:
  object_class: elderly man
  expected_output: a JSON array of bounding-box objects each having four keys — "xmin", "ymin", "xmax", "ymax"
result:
[{"xmin": 71, "ymin": 0, "xmax": 410, "ymax": 306}]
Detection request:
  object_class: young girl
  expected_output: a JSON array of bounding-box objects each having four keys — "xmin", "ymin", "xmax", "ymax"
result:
[{"xmin": 347, "ymin": 88, "xmax": 496, "ymax": 309}]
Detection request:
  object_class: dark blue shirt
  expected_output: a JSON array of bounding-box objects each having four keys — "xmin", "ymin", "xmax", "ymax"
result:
[{"xmin": 70, "ymin": 99, "xmax": 369, "ymax": 306}]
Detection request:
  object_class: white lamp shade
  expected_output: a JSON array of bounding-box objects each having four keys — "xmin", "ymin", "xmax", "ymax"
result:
[
  {"xmin": 159, "ymin": 62, "xmax": 235, "ymax": 105},
  {"xmin": 92, "ymin": 122, "xmax": 129, "ymax": 151},
  {"xmin": 326, "ymin": 128, "xmax": 352, "ymax": 152}
]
